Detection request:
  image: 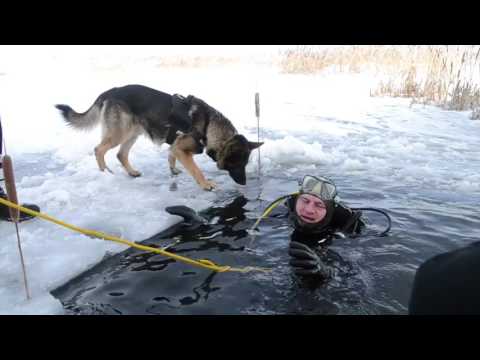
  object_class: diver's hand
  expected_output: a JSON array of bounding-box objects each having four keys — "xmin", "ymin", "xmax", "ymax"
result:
[
  {"xmin": 165, "ymin": 205, "xmax": 207, "ymax": 225},
  {"xmin": 288, "ymin": 241, "xmax": 332, "ymax": 278}
]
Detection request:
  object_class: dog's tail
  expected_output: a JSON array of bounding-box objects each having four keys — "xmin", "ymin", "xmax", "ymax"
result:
[{"xmin": 55, "ymin": 102, "xmax": 102, "ymax": 130}]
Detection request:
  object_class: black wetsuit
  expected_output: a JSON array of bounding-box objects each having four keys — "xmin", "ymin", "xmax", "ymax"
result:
[
  {"xmin": 165, "ymin": 195, "xmax": 364, "ymax": 282},
  {"xmin": 282, "ymin": 195, "xmax": 365, "ymax": 280},
  {"xmin": 409, "ymin": 241, "xmax": 480, "ymax": 315},
  {"xmin": 283, "ymin": 195, "xmax": 364, "ymax": 241}
]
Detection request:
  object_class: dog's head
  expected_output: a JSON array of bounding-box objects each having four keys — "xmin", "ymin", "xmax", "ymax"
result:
[{"xmin": 216, "ymin": 134, "xmax": 263, "ymax": 185}]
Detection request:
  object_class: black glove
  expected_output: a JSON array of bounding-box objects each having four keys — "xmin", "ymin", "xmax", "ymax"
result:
[{"xmin": 288, "ymin": 241, "xmax": 333, "ymax": 279}]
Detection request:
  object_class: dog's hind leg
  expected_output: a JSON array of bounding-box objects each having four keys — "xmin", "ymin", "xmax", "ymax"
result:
[
  {"xmin": 117, "ymin": 135, "xmax": 142, "ymax": 177},
  {"xmin": 94, "ymin": 138, "xmax": 119, "ymax": 174}
]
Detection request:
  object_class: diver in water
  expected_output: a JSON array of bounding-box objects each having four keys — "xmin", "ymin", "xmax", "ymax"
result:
[
  {"xmin": 286, "ymin": 175, "xmax": 365, "ymax": 280},
  {"xmin": 165, "ymin": 175, "xmax": 390, "ymax": 282},
  {"xmin": 252, "ymin": 175, "xmax": 391, "ymax": 281},
  {"xmin": 258, "ymin": 175, "xmax": 364, "ymax": 281}
]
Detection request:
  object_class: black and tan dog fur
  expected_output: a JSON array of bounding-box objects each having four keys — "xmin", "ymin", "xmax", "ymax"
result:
[{"xmin": 55, "ymin": 84, "xmax": 262, "ymax": 190}]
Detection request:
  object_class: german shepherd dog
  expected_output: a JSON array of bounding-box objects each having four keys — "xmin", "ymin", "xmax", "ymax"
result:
[{"xmin": 55, "ymin": 84, "xmax": 263, "ymax": 190}]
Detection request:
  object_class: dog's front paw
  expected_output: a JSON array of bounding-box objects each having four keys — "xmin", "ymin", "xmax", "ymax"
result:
[{"xmin": 200, "ymin": 180, "xmax": 217, "ymax": 191}]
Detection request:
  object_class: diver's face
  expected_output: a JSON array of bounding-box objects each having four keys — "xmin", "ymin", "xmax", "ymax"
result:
[{"xmin": 295, "ymin": 194, "xmax": 327, "ymax": 224}]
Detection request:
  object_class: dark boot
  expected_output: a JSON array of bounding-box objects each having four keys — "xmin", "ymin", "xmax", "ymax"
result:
[{"xmin": 0, "ymin": 187, "xmax": 40, "ymax": 222}]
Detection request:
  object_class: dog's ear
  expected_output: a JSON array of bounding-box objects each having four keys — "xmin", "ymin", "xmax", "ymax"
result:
[{"xmin": 248, "ymin": 141, "xmax": 264, "ymax": 150}]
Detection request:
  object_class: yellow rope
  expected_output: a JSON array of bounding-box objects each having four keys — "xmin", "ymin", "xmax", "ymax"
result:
[
  {"xmin": 250, "ymin": 192, "xmax": 299, "ymax": 233},
  {"xmin": 0, "ymin": 197, "xmax": 270, "ymax": 274}
]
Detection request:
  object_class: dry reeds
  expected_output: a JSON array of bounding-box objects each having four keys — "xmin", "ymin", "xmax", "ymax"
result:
[{"xmin": 279, "ymin": 45, "xmax": 480, "ymax": 119}]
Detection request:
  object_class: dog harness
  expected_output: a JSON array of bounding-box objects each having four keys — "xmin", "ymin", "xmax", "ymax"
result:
[{"xmin": 166, "ymin": 94, "xmax": 209, "ymax": 151}]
